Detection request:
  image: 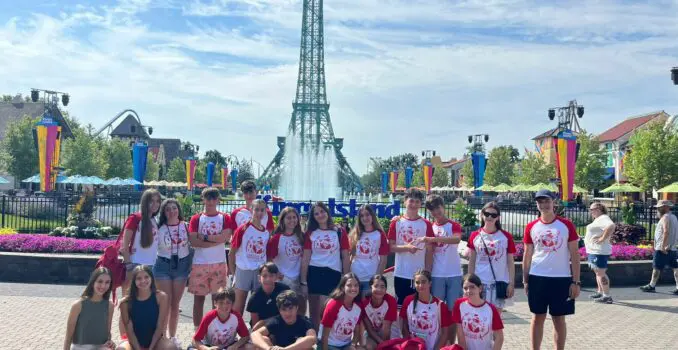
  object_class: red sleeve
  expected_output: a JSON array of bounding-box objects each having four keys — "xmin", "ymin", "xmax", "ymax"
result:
[
  {"xmin": 523, "ymin": 220, "xmax": 537, "ymax": 244},
  {"xmin": 340, "ymin": 229, "xmax": 350, "ymax": 250},
  {"xmin": 224, "ymin": 213, "xmax": 236, "ymax": 231},
  {"xmin": 303, "ymin": 231, "xmax": 313, "ymax": 250},
  {"xmin": 562, "ymin": 218, "xmax": 579, "ymax": 242},
  {"xmin": 384, "ymin": 294, "xmax": 398, "ymax": 322},
  {"xmin": 440, "ymin": 301, "xmax": 452, "ymax": 327},
  {"xmin": 267, "ymin": 234, "xmax": 280, "ymax": 259},
  {"xmin": 234, "ymin": 311, "xmax": 250, "ymax": 337},
  {"xmin": 193, "ymin": 309, "xmax": 217, "ymax": 341},
  {"xmin": 124, "ymin": 213, "xmax": 141, "ymax": 231},
  {"xmin": 451, "ymin": 299, "xmax": 464, "ymax": 324},
  {"xmin": 231, "ymin": 224, "xmax": 246, "ymax": 250},
  {"xmin": 229, "ymin": 207, "xmax": 241, "ymax": 222},
  {"xmin": 378, "ymin": 231, "xmax": 389, "ymax": 255},
  {"xmin": 424, "ymin": 220, "xmax": 435, "ymax": 237},
  {"xmin": 489, "ymin": 304, "xmax": 504, "ymax": 330},
  {"xmin": 359, "ymin": 302, "xmax": 367, "ymax": 321},
  {"xmin": 387, "ymin": 218, "xmax": 398, "ymax": 241},
  {"xmin": 321, "ymin": 299, "xmax": 341, "ymax": 328},
  {"xmin": 399, "ymin": 295, "xmax": 413, "ymax": 320},
  {"xmin": 266, "ymin": 209, "xmax": 275, "ymax": 232},
  {"xmin": 451, "ymin": 221, "xmax": 463, "ymax": 234},
  {"xmin": 467, "ymin": 231, "xmax": 479, "ymax": 250},
  {"xmin": 504, "ymin": 231, "xmax": 517, "ymax": 254},
  {"xmin": 188, "ymin": 214, "xmax": 200, "ymax": 233}
]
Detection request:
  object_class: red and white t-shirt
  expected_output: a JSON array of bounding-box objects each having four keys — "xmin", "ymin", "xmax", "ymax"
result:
[
  {"xmin": 523, "ymin": 217, "xmax": 578, "ymax": 277},
  {"xmin": 431, "ymin": 220, "xmax": 463, "ymax": 278},
  {"xmin": 452, "ymin": 298, "xmax": 503, "ymax": 350},
  {"xmin": 193, "ymin": 309, "xmax": 249, "ymax": 347},
  {"xmin": 125, "ymin": 212, "xmax": 159, "ymax": 265},
  {"xmin": 303, "ymin": 228, "xmax": 350, "ymax": 272},
  {"xmin": 231, "ymin": 206, "xmax": 274, "ymax": 232},
  {"xmin": 468, "ymin": 229, "xmax": 516, "ymax": 284},
  {"xmin": 361, "ymin": 294, "xmax": 398, "ymax": 332},
  {"xmin": 267, "ymin": 233, "xmax": 304, "ymax": 280},
  {"xmin": 400, "ymin": 295, "xmax": 451, "ymax": 350},
  {"xmin": 189, "ymin": 212, "xmax": 234, "ymax": 264},
  {"xmin": 320, "ymin": 299, "xmax": 365, "ymax": 347},
  {"xmin": 157, "ymin": 222, "xmax": 191, "ymax": 259},
  {"xmin": 231, "ymin": 222, "xmax": 270, "ymax": 270},
  {"xmin": 387, "ymin": 216, "xmax": 435, "ymax": 279},
  {"xmin": 350, "ymin": 230, "xmax": 389, "ymax": 282}
]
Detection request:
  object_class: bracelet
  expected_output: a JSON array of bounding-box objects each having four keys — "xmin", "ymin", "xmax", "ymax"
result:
[{"xmin": 300, "ymin": 281, "xmax": 308, "ymax": 286}]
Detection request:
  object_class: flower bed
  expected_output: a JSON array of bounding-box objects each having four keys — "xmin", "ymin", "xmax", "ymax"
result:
[
  {"xmin": 0, "ymin": 234, "xmax": 113, "ymax": 254},
  {"xmin": 510, "ymin": 243, "xmax": 653, "ymax": 262}
]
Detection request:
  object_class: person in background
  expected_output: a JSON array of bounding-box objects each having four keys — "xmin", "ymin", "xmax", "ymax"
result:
[
  {"xmin": 452, "ymin": 273, "xmax": 504, "ymax": 350},
  {"xmin": 117, "ymin": 265, "xmax": 175, "ymax": 350},
  {"xmin": 64, "ymin": 267, "xmax": 116, "ymax": 350},
  {"xmin": 640, "ymin": 200, "xmax": 678, "ymax": 295},
  {"xmin": 268, "ymin": 207, "xmax": 307, "ymax": 315},
  {"xmin": 188, "ymin": 187, "xmax": 234, "ymax": 330},
  {"xmin": 400, "ymin": 269, "xmax": 451, "ymax": 350},
  {"xmin": 349, "ymin": 204, "xmax": 388, "ymax": 297},
  {"xmin": 361, "ymin": 274, "xmax": 397, "ymax": 348},
  {"xmin": 584, "ymin": 202, "xmax": 616, "ymax": 304},
  {"xmin": 190, "ymin": 287, "xmax": 252, "ymax": 350},
  {"xmin": 246, "ymin": 263, "xmax": 290, "ymax": 329},
  {"xmin": 250, "ymin": 290, "xmax": 317, "ymax": 350},
  {"xmin": 231, "ymin": 180, "xmax": 274, "ymax": 231},
  {"xmin": 319, "ymin": 273, "xmax": 366, "ymax": 350}
]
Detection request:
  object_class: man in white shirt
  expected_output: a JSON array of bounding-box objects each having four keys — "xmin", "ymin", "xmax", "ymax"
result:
[{"xmin": 640, "ymin": 200, "xmax": 678, "ymax": 295}]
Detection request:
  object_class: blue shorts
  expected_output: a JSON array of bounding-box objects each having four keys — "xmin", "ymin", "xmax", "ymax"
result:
[
  {"xmin": 587, "ymin": 254, "xmax": 609, "ymax": 269},
  {"xmin": 431, "ymin": 276, "xmax": 462, "ymax": 310},
  {"xmin": 653, "ymin": 250, "xmax": 678, "ymax": 270},
  {"xmin": 153, "ymin": 256, "xmax": 191, "ymax": 280}
]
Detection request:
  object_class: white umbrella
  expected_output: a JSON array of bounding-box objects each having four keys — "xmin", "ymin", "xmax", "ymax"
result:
[{"xmin": 0, "ymin": 176, "xmax": 10, "ymax": 184}]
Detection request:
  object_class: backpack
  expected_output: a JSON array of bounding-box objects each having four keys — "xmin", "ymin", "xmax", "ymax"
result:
[
  {"xmin": 376, "ymin": 338, "xmax": 426, "ymax": 350},
  {"xmin": 95, "ymin": 216, "xmax": 136, "ymax": 303}
]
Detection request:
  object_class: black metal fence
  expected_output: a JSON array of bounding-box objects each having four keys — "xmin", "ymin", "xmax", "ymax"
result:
[{"xmin": 0, "ymin": 194, "xmax": 672, "ymax": 241}]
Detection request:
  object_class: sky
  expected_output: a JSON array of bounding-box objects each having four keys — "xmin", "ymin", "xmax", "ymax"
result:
[{"xmin": 2, "ymin": 0, "xmax": 678, "ymax": 176}]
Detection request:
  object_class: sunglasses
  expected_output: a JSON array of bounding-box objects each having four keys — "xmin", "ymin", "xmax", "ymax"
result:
[{"xmin": 482, "ymin": 211, "xmax": 499, "ymax": 218}]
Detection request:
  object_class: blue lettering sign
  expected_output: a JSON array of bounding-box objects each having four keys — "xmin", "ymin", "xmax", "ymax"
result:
[{"xmin": 258, "ymin": 195, "xmax": 400, "ymax": 219}]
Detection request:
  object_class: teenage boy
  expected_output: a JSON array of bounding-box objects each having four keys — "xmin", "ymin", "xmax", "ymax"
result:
[
  {"xmin": 640, "ymin": 200, "xmax": 678, "ymax": 294},
  {"xmin": 388, "ymin": 188, "xmax": 435, "ymax": 306},
  {"xmin": 188, "ymin": 187, "xmax": 235, "ymax": 329},
  {"xmin": 250, "ymin": 290, "xmax": 317, "ymax": 350},
  {"xmin": 231, "ymin": 180, "xmax": 275, "ymax": 231},
  {"xmin": 522, "ymin": 189, "xmax": 580, "ymax": 350},
  {"xmin": 246, "ymin": 262, "xmax": 290, "ymax": 328},
  {"xmin": 191, "ymin": 287, "xmax": 251, "ymax": 350}
]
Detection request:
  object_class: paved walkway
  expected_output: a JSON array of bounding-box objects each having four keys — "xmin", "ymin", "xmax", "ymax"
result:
[{"xmin": 1, "ymin": 282, "xmax": 677, "ymax": 349}]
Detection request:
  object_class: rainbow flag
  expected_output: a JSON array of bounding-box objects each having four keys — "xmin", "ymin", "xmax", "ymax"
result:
[
  {"xmin": 423, "ymin": 163, "xmax": 433, "ymax": 193},
  {"xmin": 553, "ymin": 129, "xmax": 576, "ymax": 202},
  {"xmin": 36, "ymin": 118, "xmax": 61, "ymax": 192},
  {"xmin": 389, "ymin": 170, "xmax": 399, "ymax": 192},
  {"xmin": 186, "ymin": 159, "xmax": 196, "ymax": 191},
  {"xmin": 221, "ymin": 167, "xmax": 228, "ymax": 188}
]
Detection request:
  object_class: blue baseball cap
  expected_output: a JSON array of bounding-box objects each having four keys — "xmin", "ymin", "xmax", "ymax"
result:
[{"xmin": 535, "ymin": 189, "xmax": 555, "ymax": 200}]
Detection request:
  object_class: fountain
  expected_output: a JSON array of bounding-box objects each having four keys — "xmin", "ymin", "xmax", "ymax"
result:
[{"xmin": 279, "ymin": 133, "xmax": 339, "ymax": 201}]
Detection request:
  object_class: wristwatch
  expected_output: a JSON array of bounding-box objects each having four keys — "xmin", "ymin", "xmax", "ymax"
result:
[
  {"xmin": 203, "ymin": 234, "xmax": 210, "ymax": 242},
  {"xmin": 571, "ymin": 281, "xmax": 581, "ymax": 286}
]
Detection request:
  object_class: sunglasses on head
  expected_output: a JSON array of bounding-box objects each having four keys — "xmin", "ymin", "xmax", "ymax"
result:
[{"xmin": 482, "ymin": 211, "xmax": 499, "ymax": 218}]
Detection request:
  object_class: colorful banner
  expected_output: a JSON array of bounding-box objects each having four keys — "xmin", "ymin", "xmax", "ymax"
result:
[
  {"xmin": 381, "ymin": 171, "xmax": 388, "ymax": 193},
  {"xmin": 230, "ymin": 168, "xmax": 239, "ymax": 192},
  {"xmin": 389, "ymin": 170, "xmax": 399, "ymax": 193},
  {"xmin": 35, "ymin": 117, "xmax": 61, "ymax": 192},
  {"xmin": 132, "ymin": 142, "xmax": 148, "ymax": 191},
  {"xmin": 423, "ymin": 163, "xmax": 433, "ymax": 193},
  {"xmin": 553, "ymin": 129, "xmax": 577, "ymax": 202},
  {"xmin": 185, "ymin": 159, "xmax": 196, "ymax": 191},
  {"xmin": 221, "ymin": 167, "xmax": 228, "ymax": 188},
  {"xmin": 206, "ymin": 162, "xmax": 215, "ymax": 187},
  {"xmin": 471, "ymin": 151, "xmax": 486, "ymax": 196},
  {"xmin": 404, "ymin": 167, "xmax": 414, "ymax": 189}
]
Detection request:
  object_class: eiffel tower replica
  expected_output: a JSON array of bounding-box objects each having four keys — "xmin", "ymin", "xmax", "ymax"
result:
[{"xmin": 258, "ymin": 0, "xmax": 362, "ymax": 197}]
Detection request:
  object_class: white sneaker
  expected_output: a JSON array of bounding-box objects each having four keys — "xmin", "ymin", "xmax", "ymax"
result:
[{"xmin": 170, "ymin": 336, "xmax": 182, "ymax": 349}]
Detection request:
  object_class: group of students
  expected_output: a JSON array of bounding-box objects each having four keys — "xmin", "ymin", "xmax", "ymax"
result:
[{"xmin": 64, "ymin": 182, "xmax": 584, "ymax": 350}]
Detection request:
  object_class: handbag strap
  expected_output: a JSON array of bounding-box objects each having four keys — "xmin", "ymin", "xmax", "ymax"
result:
[{"xmin": 479, "ymin": 233, "xmax": 498, "ymax": 284}]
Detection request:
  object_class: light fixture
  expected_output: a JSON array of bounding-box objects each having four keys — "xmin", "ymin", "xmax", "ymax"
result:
[
  {"xmin": 548, "ymin": 109, "xmax": 555, "ymax": 120},
  {"xmin": 577, "ymin": 106, "xmax": 584, "ymax": 118},
  {"xmin": 672, "ymin": 67, "xmax": 678, "ymax": 85},
  {"xmin": 61, "ymin": 94, "xmax": 69, "ymax": 106},
  {"xmin": 147, "ymin": 127, "xmax": 153, "ymax": 135},
  {"xmin": 468, "ymin": 135, "xmax": 473, "ymax": 144},
  {"xmin": 31, "ymin": 90, "xmax": 39, "ymax": 102},
  {"xmin": 484, "ymin": 134, "xmax": 489, "ymax": 142}
]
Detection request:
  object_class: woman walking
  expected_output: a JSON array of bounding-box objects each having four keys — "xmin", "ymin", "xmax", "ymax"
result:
[{"xmin": 585, "ymin": 202, "xmax": 616, "ymax": 303}]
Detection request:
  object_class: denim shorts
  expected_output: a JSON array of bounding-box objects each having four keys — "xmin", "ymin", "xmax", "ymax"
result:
[
  {"xmin": 587, "ymin": 254, "xmax": 609, "ymax": 270},
  {"xmin": 153, "ymin": 256, "xmax": 191, "ymax": 280},
  {"xmin": 431, "ymin": 276, "xmax": 462, "ymax": 310}
]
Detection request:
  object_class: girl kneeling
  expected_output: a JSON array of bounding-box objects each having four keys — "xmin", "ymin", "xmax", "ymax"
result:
[
  {"xmin": 400, "ymin": 269, "xmax": 451, "ymax": 350},
  {"xmin": 451, "ymin": 274, "xmax": 504, "ymax": 350}
]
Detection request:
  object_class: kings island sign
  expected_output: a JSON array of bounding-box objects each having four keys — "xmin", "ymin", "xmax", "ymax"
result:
[{"xmin": 258, "ymin": 195, "xmax": 401, "ymax": 219}]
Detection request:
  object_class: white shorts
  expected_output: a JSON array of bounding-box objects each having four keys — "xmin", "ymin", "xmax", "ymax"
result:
[{"xmin": 483, "ymin": 283, "xmax": 514, "ymax": 309}]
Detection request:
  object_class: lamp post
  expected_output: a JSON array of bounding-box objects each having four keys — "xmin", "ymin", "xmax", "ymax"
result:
[
  {"xmin": 671, "ymin": 67, "xmax": 678, "ymax": 85},
  {"xmin": 548, "ymin": 100, "xmax": 584, "ymax": 204}
]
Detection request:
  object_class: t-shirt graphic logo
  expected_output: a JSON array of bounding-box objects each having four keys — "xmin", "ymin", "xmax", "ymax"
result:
[
  {"xmin": 246, "ymin": 236, "xmax": 266, "ymax": 259},
  {"xmin": 211, "ymin": 327, "xmax": 235, "ymax": 346},
  {"xmin": 368, "ymin": 309, "xmax": 384, "ymax": 329},
  {"xmin": 400, "ymin": 225, "xmax": 417, "ymax": 245},
  {"xmin": 358, "ymin": 237, "xmax": 376, "ymax": 258},
  {"xmin": 434, "ymin": 227, "xmax": 447, "ymax": 250},
  {"xmin": 314, "ymin": 233, "xmax": 338, "ymax": 253},
  {"xmin": 284, "ymin": 239, "xmax": 302, "ymax": 260},
  {"xmin": 203, "ymin": 221, "xmax": 220, "ymax": 235},
  {"xmin": 481, "ymin": 238, "xmax": 504, "ymax": 262},
  {"xmin": 537, "ymin": 229, "xmax": 563, "ymax": 252},
  {"xmin": 334, "ymin": 316, "xmax": 355, "ymax": 340},
  {"xmin": 412, "ymin": 308, "xmax": 438, "ymax": 334},
  {"xmin": 462, "ymin": 312, "xmax": 490, "ymax": 340}
]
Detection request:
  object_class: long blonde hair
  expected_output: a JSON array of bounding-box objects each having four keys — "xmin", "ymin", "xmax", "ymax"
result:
[
  {"xmin": 274, "ymin": 207, "xmax": 304, "ymax": 245},
  {"xmin": 350, "ymin": 205, "xmax": 384, "ymax": 253}
]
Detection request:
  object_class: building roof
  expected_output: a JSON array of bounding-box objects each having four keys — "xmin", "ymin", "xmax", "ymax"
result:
[
  {"xmin": 110, "ymin": 114, "xmax": 150, "ymax": 139},
  {"xmin": 532, "ymin": 127, "xmax": 559, "ymax": 140},
  {"xmin": 440, "ymin": 157, "xmax": 468, "ymax": 169},
  {"xmin": 0, "ymin": 97, "xmax": 73, "ymax": 142},
  {"xmin": 147, "ymin": 138, "xmax": 185, "ymax": 166},
  {"xmin": 596, "ymin": 111, "xmax": 669, "ymax": 143}
]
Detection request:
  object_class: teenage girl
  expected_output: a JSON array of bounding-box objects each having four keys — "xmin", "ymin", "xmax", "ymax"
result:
[
  {"xmin": 361, "ymin": 274, "xmax": 398, "ymax": 348},
  {"xmin": 319, "ymin": 273, "xmax": 366, "ymax": 350},
  {"xmin": 64, "ymin": 267, "xmax": 116, "ymax": 350},
  {"xmin": 267, "ymin": 206, "xmax": 307, "ymax": 315},
  {"xmin": 400, "ymin": 269, "xmax": 452, "ymax": 350},
  {"xmin": 349, "ymin": 205, "xmax": 388, "ymax": 296},
  {"xmin": 451, "ymin": 274, "xmax": 504, "ymax": 350}
]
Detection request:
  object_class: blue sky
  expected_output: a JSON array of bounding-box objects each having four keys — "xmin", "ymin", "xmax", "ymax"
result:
[{"xmin": 2, "ymin": 0, "xmax": 678, "ymax": 176}]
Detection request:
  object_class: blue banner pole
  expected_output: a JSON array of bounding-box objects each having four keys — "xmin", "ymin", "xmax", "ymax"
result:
[{"xmin": 132, "ymin": 142, "xmax": 148, "ymax": 191}]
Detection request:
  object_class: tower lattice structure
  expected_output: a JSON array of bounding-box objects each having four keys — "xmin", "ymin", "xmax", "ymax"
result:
[{"xmin": 259, "ymin": 0, "xmax": 362, "ymax": 193}]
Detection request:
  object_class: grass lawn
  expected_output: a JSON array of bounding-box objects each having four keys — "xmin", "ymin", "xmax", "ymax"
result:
[{"xmin": 1, "ymin": 214, "xmax": 65, "ymax": 233}]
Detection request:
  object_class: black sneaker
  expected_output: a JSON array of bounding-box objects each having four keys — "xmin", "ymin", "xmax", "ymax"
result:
[
  {"xmin": 594, "ymin": 296, "xmax": 613, "ymax": 304},
  {"xmin": 640, "ymin": 284, "xmax": 656, "ymax": 292},
  {"xmin": 672, "ymin": 289, "xmax": 678, "ymax": 295},
  {"xmin": 589, "ymin": 292, "xmax": 603, "ymax": 299}
]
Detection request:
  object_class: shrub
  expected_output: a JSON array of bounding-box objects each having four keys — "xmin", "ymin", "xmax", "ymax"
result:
[
  {"xmin": 451, "ymin": 200, "xmax": 477, "ymax": 228},
  {"xmin": 612, "ymin": 224, "xmax": 646, "ymax": 245},
  {"xmin": 620, "ymin": 202, "xmax": 637, "ymax": 225}
]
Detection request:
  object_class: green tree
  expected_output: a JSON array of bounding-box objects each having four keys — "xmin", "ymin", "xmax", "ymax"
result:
[
  {"xmin": 431, "ymin": 166, "xmax": 449, "ymax": 187},
  {"xmin": 512, "ymin": 151, "xmax": 556, "ymax": 185},
  {"xmin": 460, "ymin": 158, "xmax": 474, "ymax": 187},
  {"xmin": 0, "ymin": 116, "xmax": 40, "ymax": 181},
  {"xmin": 144, "ymin": 155, "xmax": 160, "ymax": 181},
  {"xmin": 624, "ymin": 122, "xmax": 678, "ymax": 191},
  {"xmin": 203, "ymin": 149, "xmax": 226, "ymax": 168},
  {"xmin": 236, "ymin": 159, "xmax": 255, "ymax": 185},
  {"xmin": 483, "ymin": 146, "xmax": 518, "ymax": 186},
  {"xmin": 166, "ymin": 157, "xmax": 186, "ymax": 182},
  {"xmin": 61, "ymin": 126, "xmax": 108, "ymax": 177},
  {"xmin": 104, "ymin": 139, "xmax": 132, "ymax": 179},
  {"xmin": 574, "ymin": 131, "xmax": 608, "ymax": 191}
]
